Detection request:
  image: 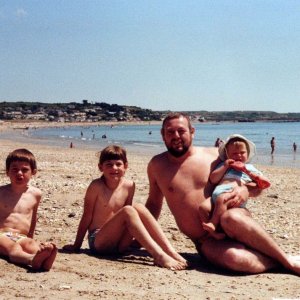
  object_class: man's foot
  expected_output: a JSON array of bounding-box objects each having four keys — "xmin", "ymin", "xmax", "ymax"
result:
[
  {"xmin": 287, "ymin": 255, "xmax": 300, "ymax": 276},
  {"xmin": 154, "ymin": 253, "xmax": 187, "ymax": 270},
  {"xmin": 32, "ymin": 243, "xmax": 56, "ymax": 271},
  {"xmin": 202, "ymin": 222, "xmax": 226, "ymax": 240}
]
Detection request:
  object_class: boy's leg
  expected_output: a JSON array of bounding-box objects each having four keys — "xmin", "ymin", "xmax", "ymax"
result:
[
  {"xmin": 133, "ymin": 203, "xmax": 186, "ymax": 264},
  {"xmin": 93, "ymin": 205, "xmax": 186, "ymax": 270},
  {"xmin": 0, "ymin": 236, "xmax": 56, "ymax": 271}
]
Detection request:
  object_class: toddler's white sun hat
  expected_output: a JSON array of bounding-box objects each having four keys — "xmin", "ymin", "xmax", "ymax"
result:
[{"xmin": 218, "ymin": 134, "xmax": 256, "ymax": 162}]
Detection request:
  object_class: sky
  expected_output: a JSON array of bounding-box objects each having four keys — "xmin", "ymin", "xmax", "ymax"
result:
[{"xmin": 1, "ymin": 1, "xmax": 300, "ymax": 112}]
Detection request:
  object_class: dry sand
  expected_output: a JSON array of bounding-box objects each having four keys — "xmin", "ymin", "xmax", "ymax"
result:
[{"xmin": 0, "ymin": 134, "xmax": 299, "ymax": 299}]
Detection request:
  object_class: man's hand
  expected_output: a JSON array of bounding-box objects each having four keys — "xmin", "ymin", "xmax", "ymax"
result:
[{"xmin": 223, "ymin": 185, "xmax": 249, "ymax": 208}]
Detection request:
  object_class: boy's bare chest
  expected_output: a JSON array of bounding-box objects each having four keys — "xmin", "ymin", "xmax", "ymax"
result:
[{"xmin": 98, "ymin": 188, "xmax": 128, "ymax": 212}]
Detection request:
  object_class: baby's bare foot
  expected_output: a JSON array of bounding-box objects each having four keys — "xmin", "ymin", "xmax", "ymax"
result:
[{"xmin": 202, "ymin": 222, "xmax": 226, "ymax": 240}]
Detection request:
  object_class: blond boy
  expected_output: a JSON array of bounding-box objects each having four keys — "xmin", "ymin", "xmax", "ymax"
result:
[
  {"xmin": 63, "ymin": 145, "xmax": 187, "ymax": 270},
  {"xmin": 0, "ymin": 149, "xmax": 57, "ymax": 271}
]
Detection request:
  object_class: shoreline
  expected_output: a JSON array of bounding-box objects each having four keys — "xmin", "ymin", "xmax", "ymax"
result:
[{"xmin": 1, "ymin": 120, "xmax": 299, "ymax": 169}]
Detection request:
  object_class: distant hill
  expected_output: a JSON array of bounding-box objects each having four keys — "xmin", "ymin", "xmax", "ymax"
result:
[{"xmin": 0, "ymin": 101, "xmax": 299, "ymax": 122}]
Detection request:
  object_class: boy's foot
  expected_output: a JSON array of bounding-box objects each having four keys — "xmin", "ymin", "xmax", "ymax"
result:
[
  {"xmin": 154, "ymin": 253, "xmax": 187, "ymax": 270},
  {"xmin": 42, "ymin": 243, "xmax": 57, "ymax": 271},
  {"xmin": 167, "ymin": 250, "xmax": 188, "ymax": 267},
  {"xmin": 32, "ymin": 243, "xmax": 55, "ymax": 271},
  {"xmin": 202, "ymin": 222, "xmax": 226, "ymax": 240}
]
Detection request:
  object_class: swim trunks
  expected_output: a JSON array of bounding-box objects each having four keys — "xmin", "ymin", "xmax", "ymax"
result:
[
  {"xmin": 0, "ymin": 231, "xmax": 27, "ymax": 243},
  {"xmin": 88, "ymin": 229, "xmax": 101, "ymax": 254}
]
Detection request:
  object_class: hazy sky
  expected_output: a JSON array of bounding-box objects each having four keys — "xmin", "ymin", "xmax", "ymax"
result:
[{"xmin": 1, "ymin": 1, "xmax": 300, "ymax": 112}]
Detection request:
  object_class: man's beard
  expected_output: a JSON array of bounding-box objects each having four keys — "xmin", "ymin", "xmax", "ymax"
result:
[{"xmin": 166, "ymin": 144, "xmax": 190, "ymax": 157}]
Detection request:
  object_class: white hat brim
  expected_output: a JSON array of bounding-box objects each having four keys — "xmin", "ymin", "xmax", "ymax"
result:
[{"xmin": 218, "ymin": 134, "xmax": 256, "ymax": 162}]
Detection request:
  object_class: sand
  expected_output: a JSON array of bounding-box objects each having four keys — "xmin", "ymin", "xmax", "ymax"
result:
[{"xmin": 0, "ymin": 127, "xmax": 299, "ymax": 299}]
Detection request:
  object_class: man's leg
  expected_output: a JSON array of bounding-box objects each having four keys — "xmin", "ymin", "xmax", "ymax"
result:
[
  {"xmin": 200, "ymin": 208, "xmax": 300, "ymax": 275},
  {"xmin": 200, "ymin": 237, "xmax": 277, "ymax": 273}
]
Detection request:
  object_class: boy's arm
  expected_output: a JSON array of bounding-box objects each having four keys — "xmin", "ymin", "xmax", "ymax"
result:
[
  {"xmin": 125, "ymin": 181, "xmax": 135, "ymax": 206},
  {"xmin": 28, "ymin": 189, "xmax": 42, "ymax": 238},
  {"xmin": 64, "ymin": 182, "xmax": 97, "ymax": 251}
]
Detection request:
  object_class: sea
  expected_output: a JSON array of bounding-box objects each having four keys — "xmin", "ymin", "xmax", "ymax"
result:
[{"xmin": 2, "ymin": 121, "xmax": 300, "ymax": 168}]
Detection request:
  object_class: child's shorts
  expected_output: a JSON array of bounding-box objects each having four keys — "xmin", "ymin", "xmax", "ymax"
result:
[{"xmin": 212, "ymin": 184, "xmax": 247, "ymax": 208}]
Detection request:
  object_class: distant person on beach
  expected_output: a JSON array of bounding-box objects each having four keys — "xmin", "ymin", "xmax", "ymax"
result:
[
  {"xmin": 214, "ymin": 138, "xmax": 223, "ymax": 148},
  {"xmin": 199, "ymin": 134, "xmax": 270, "ymax": 240},
  {"xmin": 70, "ymin": 142, "xmax": 74, "ymax": 148},
  {"xmin": 0, "ymin": 149, "xmax": 57, "ymax": 271},
  {"xmin": 145, "ymin": 112, "xmax": 300, "ymax": 275},
  {"xmin": 270, "ymin": 137, "xmax": 275, "ymax": 154},
  {"xmin": 63, "ymin": 145, "xmax": 187, "ymax": 270},
  {"xmin": 293, "ymin": 142, "xmax": 297, "ymax": 152}
]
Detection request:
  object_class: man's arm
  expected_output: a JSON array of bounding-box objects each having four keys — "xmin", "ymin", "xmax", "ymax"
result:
[
  {"xmin": 224, "ymin": 184, "xmax": 263, "ymax": 208},
  {"xmin": 145, "ymin": 160, "xmax": 164, "ymax": 220}
]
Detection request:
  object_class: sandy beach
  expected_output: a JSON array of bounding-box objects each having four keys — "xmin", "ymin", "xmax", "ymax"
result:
[{"xmin": 0, "ymin": 123, "xmax": 299, "ymax": 299}]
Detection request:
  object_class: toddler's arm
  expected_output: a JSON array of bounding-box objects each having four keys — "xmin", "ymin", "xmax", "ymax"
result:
[{"xmin": 209, "ymin": 159, "xmax": 235, "ymax": 184}]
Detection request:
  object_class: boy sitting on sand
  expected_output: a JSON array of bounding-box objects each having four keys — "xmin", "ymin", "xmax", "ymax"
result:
[
  {"xmin": 0, "ymin": 148, "xmax": 57, "ymax": 271},
  {"xmin": 63, "ymin": 145, "xmax": 187, "ymax": 270},
  {"xmin": 199, "ymin": 134, "xmax": 270, "ymax": 240}
]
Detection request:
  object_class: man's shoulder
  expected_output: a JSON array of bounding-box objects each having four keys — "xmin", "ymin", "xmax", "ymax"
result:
[
  {"xmin": 194, "ymin": 146, "xmax": 219, "ymax": 159},
  {"xmin": 149, "ymin": 151, "xmax": 168, "ymax": 164}
]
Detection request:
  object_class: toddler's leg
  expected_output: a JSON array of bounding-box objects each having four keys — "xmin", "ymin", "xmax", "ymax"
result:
[
  {"xmin": 198, "ymin": 198, "xmax": 212, "ymax": 223},
  {"xmin": 202, "ymin": 195, "xmax": 228, "ymax": 240}
]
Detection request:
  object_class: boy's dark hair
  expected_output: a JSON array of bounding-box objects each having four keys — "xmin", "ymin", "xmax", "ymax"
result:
[
  {"xmin": 162, "ymin": 112, "xmax": 193, "ymax": 132},
  {"xmin": 99, "ymin": 145, "xmax": 128, "ymax": 165},
  {"xmin": 6, "ymin": 148, "xmax": 37, "ymax": 171}
]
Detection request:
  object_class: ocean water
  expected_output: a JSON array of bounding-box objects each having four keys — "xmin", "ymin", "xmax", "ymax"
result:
[{"xmin": 20, "ymin": 121, "xmax": 300, "ymax": 168}]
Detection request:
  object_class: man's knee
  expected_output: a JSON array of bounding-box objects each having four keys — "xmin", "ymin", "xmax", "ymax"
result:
[
  {"xmin": 220, "ymin": 209, "xmax": 247, "ymax": 237},
  {"xmin": 201, "ymin": 240, "xmax": 247, "ymax": 270}
]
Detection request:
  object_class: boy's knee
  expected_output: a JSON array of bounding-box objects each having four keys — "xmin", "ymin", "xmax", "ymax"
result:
[
  {"xmin": 122, "ymin": 205, "xmax": 138, "ymax": 218},
  {"xmin": 133, "ymin": 202, "xmax": 144, "ymax": 212}
]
